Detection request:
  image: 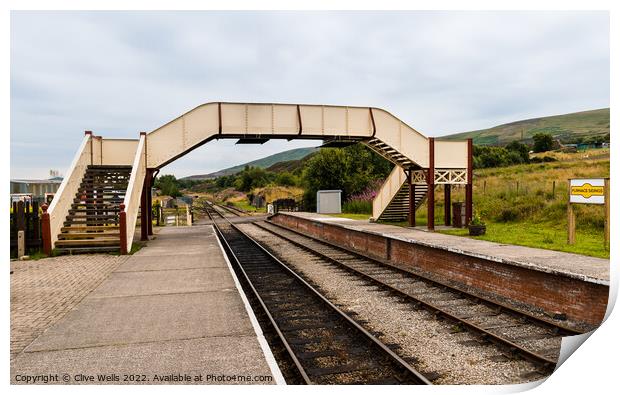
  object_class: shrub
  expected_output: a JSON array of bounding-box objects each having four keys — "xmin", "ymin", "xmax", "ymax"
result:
[
  {"xmin": 343, "ymin": 200, "xmax": 372, "ymax": 214},
  {"xmin": 497, "ymin": 207, "xmax": 520, "ymax": 222}
]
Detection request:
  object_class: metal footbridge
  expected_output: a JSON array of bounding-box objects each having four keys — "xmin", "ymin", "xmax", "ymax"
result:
[{"xmin": 42, "ymin": 102, "xmax": 473, "ymax": 254}]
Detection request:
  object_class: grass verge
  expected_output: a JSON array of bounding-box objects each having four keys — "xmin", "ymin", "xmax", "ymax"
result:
[{"xmin": 439, "ymin": 222, "xmax": 608, "ymax": 259}]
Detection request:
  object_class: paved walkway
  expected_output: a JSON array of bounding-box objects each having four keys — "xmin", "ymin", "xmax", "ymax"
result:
[
  {"xmin": 11, "ymin": 226, "xmax": 281, "ymax": 385},
  {"xmin": 10, "ymin": 254, "xmax": 130, "ymax": 360},
  {"xmin": 279, "ymin": 212, "xmax": 609, "ymax": 285}
]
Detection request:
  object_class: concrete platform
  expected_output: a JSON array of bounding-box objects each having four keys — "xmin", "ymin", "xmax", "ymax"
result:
[
  {"xmin": 11, "ymin": 226, "xmax": 282, "ymax": 385},
  {"xmin": 271, "ymin": 212, "xmax": 609, "ymax": 327}
]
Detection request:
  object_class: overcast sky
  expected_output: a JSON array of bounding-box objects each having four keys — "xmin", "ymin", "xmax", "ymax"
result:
[{"xmin": 10, "ymin": 11, "xmax": 609, "ymax": 179}]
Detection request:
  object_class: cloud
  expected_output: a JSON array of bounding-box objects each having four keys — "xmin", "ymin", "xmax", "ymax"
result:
[{"xmin": 10, "ymin": 11, "xmax": 609, "ymax": 178}]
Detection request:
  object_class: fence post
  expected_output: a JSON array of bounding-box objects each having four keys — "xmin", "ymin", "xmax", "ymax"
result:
[
  {"xmin": 41, "ymin": 203, "xmax": 52, "ymax": 255},
  {"xmin": 119, "ymin": 204, "xmax": 128, "ymax": 254},
  {"xmin": 604, "ymin": 178, "xmax": 610, "ymax": 249},
  {"xmin": 17, "ymin": 230, "xmax": 25, "ymax": 259}
]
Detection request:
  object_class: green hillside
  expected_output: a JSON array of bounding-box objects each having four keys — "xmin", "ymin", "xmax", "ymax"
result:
[
  {"xmin": 265, "ymin": 153, "xmax": 318, "ymax": 174},
  {"xmin": 182, "ymin": 147, "xmax": 318, "ymax": 180},
  {"xmin": 441, "ymin": 108, "xmax": 609, "ymax": 145}
]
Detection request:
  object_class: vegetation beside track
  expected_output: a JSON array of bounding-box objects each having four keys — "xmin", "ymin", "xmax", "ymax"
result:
[{"xmin": 413, "ymin": 149, "xmax": 610, "ymax": 258}]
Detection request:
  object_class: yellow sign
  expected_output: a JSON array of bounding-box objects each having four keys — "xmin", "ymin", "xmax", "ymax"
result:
[
  {"xmin": 570, "ymin": 183, "xmax": 604, "ymax": 199},
  {"xmin": 569, "ymin": 178, "xmax": 606, "ymax": 205}
]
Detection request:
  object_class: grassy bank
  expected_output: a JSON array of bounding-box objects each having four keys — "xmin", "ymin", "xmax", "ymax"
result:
[{"xmin": 421, "ymin": 149, "xmax": 609, "ymax": 258}]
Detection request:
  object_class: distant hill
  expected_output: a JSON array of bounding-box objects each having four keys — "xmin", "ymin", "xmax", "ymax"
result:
[
  {"xmin": 441, "ymin": 108, "xmax": 609, "ymax": 145},
  {"xmin": 265, "ymin": 152, "xmax": 318, "ymax": 174},
  {"xmin": 182, "ymin": 147, "xmax": 318, "ymax": 180}
]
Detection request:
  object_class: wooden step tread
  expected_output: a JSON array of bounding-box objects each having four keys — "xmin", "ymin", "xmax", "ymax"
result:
[
  {"xmin": 56, "ymin": 239, "xmax": 120, "ymax": 246},
  {"xmin": 62, "ymin": 225, "xmax": 120, "ymax": 231},
  {"xmin": 58, "ymin": 233, "xmax": 120, "ymax": 240},
  {"xmin": 64, "ymin": 221, "xmax": 120, "ymax": 226},
  {"xmin": 69, "ymin": 208, "xmax": 121, "ymax": 213}
]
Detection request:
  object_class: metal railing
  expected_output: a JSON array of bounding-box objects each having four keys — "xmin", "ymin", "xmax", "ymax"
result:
[
  {"xmin": 46, "ymin": 134, "xmax": 92, "ymax": 250},
  {"xmin": 120, "ymin": 134, "xmax": 146, "ymax": 253},
  {"xmin": 372, "ymin": 165, "xmax": 407, "ymax": 219}
]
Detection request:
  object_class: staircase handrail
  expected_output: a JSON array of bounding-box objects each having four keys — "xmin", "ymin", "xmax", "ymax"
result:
[
  {"xmin": 372, "ymin": 165, "xmax": 408, "ymax": 219},
  {"xmin": 46, "ymin": 133, "xmax": 92, "ymax": 249},
  {"xmin": 121, "ymin": 134, "xmax": 147, "ymax": 253}
]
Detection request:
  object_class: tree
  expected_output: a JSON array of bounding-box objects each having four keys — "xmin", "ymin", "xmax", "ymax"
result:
[
  {"xmin": 235, "ymin": 166, "xmax": 273, "ymax": 192},
  {"xmin": 532, "ymin": 133, "xmax": 553, "ymax": 153},
  {"xmin": 154, "ymin": 174, "xmax": 181, "ymax": 197},
  {"xmin": 505, "ymin": 141, "xmax": 530, "ymax": 163},
  {"xmin": 301, "ymin": 145, "xmax": 392, "ymax": 209},
  {"xmin": 275, "ymin": 172, "xmax": 297, "ymax": 186}
]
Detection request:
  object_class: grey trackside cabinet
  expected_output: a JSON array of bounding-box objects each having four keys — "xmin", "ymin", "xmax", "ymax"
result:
[{"xmin": 317, "ymin": 190, "xmax": 342, "ymax": 214}]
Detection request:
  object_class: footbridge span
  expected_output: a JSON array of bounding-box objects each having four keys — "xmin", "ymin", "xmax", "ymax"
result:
[{"xmin": 42, "ymin": 102, "xmax": 473, "ymax": 254}]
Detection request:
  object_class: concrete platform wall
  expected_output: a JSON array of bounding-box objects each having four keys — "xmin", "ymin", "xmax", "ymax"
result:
[{"xmin": 271, "ymin": 214, "xmax": 607, "ymax": 327}]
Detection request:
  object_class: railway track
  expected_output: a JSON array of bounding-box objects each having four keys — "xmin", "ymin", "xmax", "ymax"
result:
[
  {"xmin": 204, "ymin": 203, "xmax": 430, "ymax": 385},
  {"xmin": 214, "ymin": 202, "xmax": 249, "ymax": 217},
  {"xmin": 251, "ymin": 220, "xmax": 584, "ymax": 373}
]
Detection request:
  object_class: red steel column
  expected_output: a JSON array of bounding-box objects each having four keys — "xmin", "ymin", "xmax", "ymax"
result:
[
  {"xmin": 444, "ymin": 184, "xmax": 451, "ymax": 226},
  {"xmin": 41, "ymin": 203, "xmax": 52, "ymax": 255},
  {"xmin": 120, "ymin": 204, "xmax": 127, "ymax": 254},
  {"xmin": 147, "ymin": 170, "xmax": 154, "ymax": 236},
  {"xmin": 140, "ymin": 173, "xmax": 149, "ymax": 241},
  {"xmin": 427, "ymin": 137, "xmax": 435, "ymax": 231},
  {"xmin": 408, "ymin": 171, "xmax": 416, "ymax": 228},
  {"xmin": 465, "ymin": 138, "xmax": 473, "ymax": 225}
]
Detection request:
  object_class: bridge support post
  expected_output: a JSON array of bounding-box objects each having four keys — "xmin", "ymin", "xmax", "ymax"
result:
[
  {"xmin": 465, "ymin": 138, "xmax": 473, "ymax": 226},
  {"xmin": 427, "ymin": 138, "xmax": 435, "ymax": 231},
  {"xmin": 147, "ymin": 169, "xmax": 154, "ymax": 236},
  {"xmin": 408, "ymin": 171, "xmax": 416, "ymax": 227},
  {"xmin": 140, "ymin": 173, "xmax": 149, "ymax": 241},
  {"xmin": 444, "ymin": 184, "xmax": 451, "ymax": 226},
  {"xmin": 120, "ymin": 204, "xmax": 128, "ymax": 254}
]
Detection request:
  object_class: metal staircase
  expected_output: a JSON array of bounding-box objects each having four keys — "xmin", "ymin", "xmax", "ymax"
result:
[
  {"xmin": 364, "ymin": 138, "xmax": 416, "ymax": 168},
  {"xmin": 377, "ymin": 182, "xmax": 428, "ymax": 222},
  {"xmin": 55, "ymin": 165, "xmax": 132, "ymax": 254},
  {"xmin": 373, "ymin": 165, "xmax": 429, "ymax": 223}
]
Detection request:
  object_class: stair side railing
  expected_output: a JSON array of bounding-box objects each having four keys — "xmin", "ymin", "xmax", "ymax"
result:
[
  {"xmin": 372, "ymin": 165, "xmax": 408, "ymax": 220},
  {"xmin": 43, "ymin": 132, "xmax": 93, "ymax": 253},
  {"xmin": 120, "ymin": 133, "xmax": 147, "ymax": 254}
]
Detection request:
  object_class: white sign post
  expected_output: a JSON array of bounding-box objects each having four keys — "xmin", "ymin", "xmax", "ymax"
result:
[{"xmin": 567, "ymin": 178, "xmax": 609, "ymax": 247}]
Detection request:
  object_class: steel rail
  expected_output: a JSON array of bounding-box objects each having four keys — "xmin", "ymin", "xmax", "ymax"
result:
[
  {"xmin": 253, "ymin": 220, "xmax": 580, "ymax": 371},
  {"xmin": 261, "ymin": 220, "xmax": 583, "ymax": 336},
  {"xmin": 206, "ymin": 203, "xmax": 430, "ymax": 385},
  {"xmin": 214, "ymin": 202, "xmax": 248, "ymax": 217}
]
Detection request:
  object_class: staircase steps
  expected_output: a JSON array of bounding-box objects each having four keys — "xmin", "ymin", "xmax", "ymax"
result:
[
  {"xmin": 73, "ymin": 197, "xmax": 124, "ymax": 204},
  {"xmin": 58, "ymin": 232, "xmax": 121, "ymax": 240},
  {"xmin": 55, "ymin": 165, "xmax": 132, "ymax": 254},
  {"xmin": 61, "ymin": 225, "xmax": 120, "ymax": 232},
  {"xmin": 377, "ymin": 182, "xmax": 428, "ymax": 222},
  {"xmin": 365, "ymin": 138, "xmax": 416, "ymax": 168},
  {"xmin": 68, "ymin": 208, "xmax": 121, "ymax": 213}
]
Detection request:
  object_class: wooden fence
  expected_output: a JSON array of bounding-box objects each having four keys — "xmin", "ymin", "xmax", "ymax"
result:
[
  {"xmin": 10, "ymin": 201, "xmax": 42, "ymax": 258},
  {"xmin": 273, "ymin": 198, "xmax": 304, "ymax": 213}
]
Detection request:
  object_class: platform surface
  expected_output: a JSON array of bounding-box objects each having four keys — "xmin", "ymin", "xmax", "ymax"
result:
[
  {"xmin": 277, "ymin": 212, "xmax": 610, "ymax": 286},
  {"xmin": 11, "ymin": 226, "xmax": 279, "ymax": 385}
]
